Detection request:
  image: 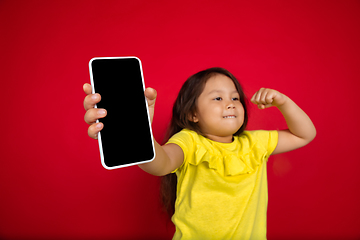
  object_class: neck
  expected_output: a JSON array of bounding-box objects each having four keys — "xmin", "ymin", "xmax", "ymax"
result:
[{"xmin": 204, "ymin": 133, "xmax": 233, "ymax": 143}]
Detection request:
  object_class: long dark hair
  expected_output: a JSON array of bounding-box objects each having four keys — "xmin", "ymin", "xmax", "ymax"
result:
[{"xmin": 160, "ymin": 67, "xmax": 249, "ymax": 218}]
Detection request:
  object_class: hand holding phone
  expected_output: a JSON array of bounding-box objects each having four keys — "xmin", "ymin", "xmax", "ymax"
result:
[
  {"xmin": 143, "ymin": 87, "xmax": 157, "ymax": 124},
  {"xmin": 87, "ymin": 57, "xmax": 156, "ymax": 170},
  {"xmin": 83, "ymin": 85, "xmax": 157, "ymax": 138},
  {"xmin": 83, "ymin": 84, "xmax": 106, "ymax": 139}
]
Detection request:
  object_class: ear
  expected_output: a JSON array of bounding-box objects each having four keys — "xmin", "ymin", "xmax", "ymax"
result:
[{"xmin": 188, "ymin": 112, "xmax": 199, "ymax": 123}]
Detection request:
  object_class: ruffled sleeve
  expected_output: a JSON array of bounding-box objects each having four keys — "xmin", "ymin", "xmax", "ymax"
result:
[
  {"xmin": 166, "ymin": 129, "xmax": 196, "ymax": 173},
  {"xmin": 244, "ymin": 130, "xmax": 279, "ymax": 157}
]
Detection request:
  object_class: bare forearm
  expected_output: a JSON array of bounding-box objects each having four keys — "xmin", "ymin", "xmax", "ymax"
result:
[
  {"xmin": 140, "ymin": 88, "xmax": 184, "ymax": 176},
  {"xmin": 277, "ymin": 96, "xmax": 316, "ymax": 142},
  {"xmin": 138, "ymin": 140, "xmax": 171, "ymax": 176}
]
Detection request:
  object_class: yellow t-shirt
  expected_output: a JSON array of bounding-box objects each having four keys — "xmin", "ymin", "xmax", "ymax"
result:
[{"xmin": 166, "ymin": 129, "xmax": 278, "ymax": 240}]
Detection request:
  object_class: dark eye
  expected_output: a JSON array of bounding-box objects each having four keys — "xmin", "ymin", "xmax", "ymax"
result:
[
  {"xmin": 214, "ymin": 97, "xmax": 222, "ymax": 101},
  {"xmin": 232, "ymin": 97, "xmax": 239, "ymax": 101}
]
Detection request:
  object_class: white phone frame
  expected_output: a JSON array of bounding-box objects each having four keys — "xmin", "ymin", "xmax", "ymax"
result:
[{"xmin": 88, "ymin": 56, "xmax": 155, "ymax": 170}]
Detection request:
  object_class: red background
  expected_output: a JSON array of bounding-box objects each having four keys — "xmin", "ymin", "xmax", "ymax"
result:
[{"xmin": 1, "ymin": 0, "xmax": 360, "ymax": 239}]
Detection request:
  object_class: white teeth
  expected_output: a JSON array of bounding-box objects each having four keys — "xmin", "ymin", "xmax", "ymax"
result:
[{"xmin": 223, "ymin": 116, "xmax": 236, "ymax": 118}]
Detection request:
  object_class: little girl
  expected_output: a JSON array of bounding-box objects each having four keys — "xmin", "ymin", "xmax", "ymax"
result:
[{"xmin": 83, "ymin": 67, "xmax": 316, "ymax": 239}]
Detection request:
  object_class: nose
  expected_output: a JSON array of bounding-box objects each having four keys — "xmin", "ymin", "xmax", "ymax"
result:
[{"xmin": 227, "ymin": 102, "xmax": 235, "ymax": 109}]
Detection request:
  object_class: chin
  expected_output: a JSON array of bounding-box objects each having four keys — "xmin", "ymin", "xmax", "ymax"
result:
[
  {"xmin": 225, "ymin": 124, "xmax": 243, "ymax": 135},
  {"xmin": 216, "ymin": 127, "xmax": 241, "ymax": 137}
]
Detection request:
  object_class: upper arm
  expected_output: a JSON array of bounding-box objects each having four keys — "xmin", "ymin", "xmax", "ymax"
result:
[
  {"xmin": 161, "ymin": 143, "xmax": 184, "ymax": 174},
  {"xmin": 272, "ymin": 129, "xmax": 312, "ymax": 155}
]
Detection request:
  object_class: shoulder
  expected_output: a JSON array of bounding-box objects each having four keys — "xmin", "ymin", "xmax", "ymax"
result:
[
  {"xmin": 166, "ymin": 129, "xmax": 201, "ymax": 173},
  {"xmin": 167, "ymin": 128, "xmax": 197, "ymax": 144},
  {"xmin": 238, "ymin": 130, "xmax": 279, "ymax": 154},
  {"xmin": 166, "ymin": 129, "xmax": 200, "ymax": 153},
  {"xmin": 241, "ymin": 130, "xmax": 278, "ymax": 141}
]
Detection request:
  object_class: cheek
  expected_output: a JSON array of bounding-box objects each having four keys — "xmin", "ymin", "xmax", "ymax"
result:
[
  {"xmin": 207, "ymin": 104, "xmax": 224, "ymax": 118},
  {"xmin": 196, "ymin": 104, "xmax": 222, "ymax": 124},
  {"xmin": 200, "ymin": 103, "xmax": 219, "ymax": 115},
  {"xmin": 238, "ymin": 103, "xmax": 244, "ymax": 112},
  {"xmin": 237, "ymin": 104, "xmax": 245, "ymax": 118}
]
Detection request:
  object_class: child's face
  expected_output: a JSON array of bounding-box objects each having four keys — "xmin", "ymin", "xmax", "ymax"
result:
[{"xmin": 193, "ymin": 74, "xmax": 245, "ymax": 142}]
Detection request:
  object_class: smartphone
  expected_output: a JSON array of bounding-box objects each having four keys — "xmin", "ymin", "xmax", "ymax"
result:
[{"xmin": 89, "ymin": 57, "xmax": 155, "ymax": 170}]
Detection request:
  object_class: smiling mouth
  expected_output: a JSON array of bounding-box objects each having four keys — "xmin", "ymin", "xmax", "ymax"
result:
[{"xmin": 223, "ymin": 116, "xmax": 236, "ymax": 118}]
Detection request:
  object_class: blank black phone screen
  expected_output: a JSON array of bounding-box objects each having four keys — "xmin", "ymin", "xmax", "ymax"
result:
[{"xmin": 89, "ymin": 57, "xmax": 155, "ymax": 169}]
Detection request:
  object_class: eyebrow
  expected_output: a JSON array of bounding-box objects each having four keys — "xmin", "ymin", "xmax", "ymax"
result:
[{"xmin": 207, "ymin": 90, "xmax": 239, "ymax": 95}]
